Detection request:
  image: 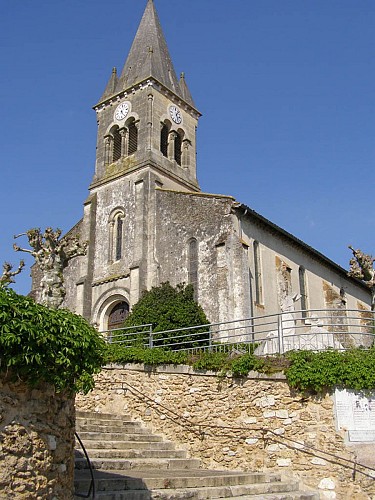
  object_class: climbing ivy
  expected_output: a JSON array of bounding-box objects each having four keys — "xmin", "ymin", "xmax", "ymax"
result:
[
  {"xmin": 285, "ymin": 348, "xmax": 375, "ymax": 392},
  {"xmin": 0, "ymin": 287, "xmax": 105, "ymax": 393},
  {"xmin": 104, "ymin": 342, "xmax": 375, "ymax": 393}
]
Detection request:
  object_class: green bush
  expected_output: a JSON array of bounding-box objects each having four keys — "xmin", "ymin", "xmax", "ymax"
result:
[
  {"xmin": 123, "ymin": 282, "xmax": 210, "ymax": 349},
  {"xmin": 0, "ymin": 287, "xmax": 105, "ymax": 393},
  {"xmin": 285, "ymin": 348, "xmax": 375, "ymax": 392}
]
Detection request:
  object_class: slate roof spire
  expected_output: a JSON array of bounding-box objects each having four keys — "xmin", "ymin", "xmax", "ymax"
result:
[{"xmin": 115, "ymin": 0, "xmax": 194, "ymax": 107}]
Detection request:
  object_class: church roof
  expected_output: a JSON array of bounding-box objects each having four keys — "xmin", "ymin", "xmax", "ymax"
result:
[{"xmin": 114, "ymin": 0, "xmax": 194, "ymax": 107}]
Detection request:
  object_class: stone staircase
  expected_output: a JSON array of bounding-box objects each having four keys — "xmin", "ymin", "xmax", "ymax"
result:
[{"xmin": 74, "ymin": 411, "xmax": 319, "ymax": 499}]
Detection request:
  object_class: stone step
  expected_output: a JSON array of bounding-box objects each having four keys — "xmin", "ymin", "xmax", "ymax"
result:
[
  {"xmin": 229, "ymin": 493, "xmax": 320, "ymax": 500},
  {"xmin": 76, "ymin": 439, "xmax": 175, "ymax": 450},
  {"xmin": 76, "ymin": 417, "xmax": 134, "ymax": 427},
  {"xmin": 75, "ymin": 457, "xmax": 202, "ymax": 471},
  {"xmin": 74, "ymin": 469, "xmax": 282, "ymax": 492},
  {"xmin": 76, "ymin": 431, "xmax": 165, "ymax": 442},
  {"xmin": 75, "ymin": 448, "xmax": 187, "ymax": 459},
  {"xmin": 76, "ymin": 411, "xmax": 131, "ymax": 420},
  {"xmin": 75, "ymin": 479, "xmax": 302, "ymax": 499},
  {"xmin": 76, "ymin": 422, "xmax": 145, "ymax": 433}
]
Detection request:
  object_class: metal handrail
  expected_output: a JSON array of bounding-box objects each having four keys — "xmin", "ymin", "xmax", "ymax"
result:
[
  {"xmin": 117, "ymin": 380, "xmax": 375, "ymax": 481},
  {"xmin": 101, "ymin": 308, "xmax": 375, "ymax": 355},
  {"xmin": 75, "ymin": 431, "xmax": 96, "ymax": 499}
]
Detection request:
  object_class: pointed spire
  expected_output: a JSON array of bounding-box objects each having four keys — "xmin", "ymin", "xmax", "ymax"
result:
[
  {"xmin": 117, "ymin": 0, "xmax": 186, "ymax": 101},
  {"xmin": 100, "ymin": 67, "xmax": 118, "ymax": 102},
  {"xmin": 179, "ymin": 72, "xmax": 195, "ymax": 108}
]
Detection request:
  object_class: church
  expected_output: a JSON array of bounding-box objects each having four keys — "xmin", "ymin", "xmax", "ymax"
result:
[{"xmin": 32, "ymin": 0, "xmax": 370, "ymax": 333}]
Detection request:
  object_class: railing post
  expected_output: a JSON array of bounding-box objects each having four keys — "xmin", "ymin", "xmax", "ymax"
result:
[
  {"xmin": 277, "ymin": 312, "xmax": 284, "ymax": 355},
  {"xmin": 209, "ymin": 328, "xmax": 212, "ymax": 351},
  {"xmin": 149, "ymin": 325, "xmax": 153, "ymax": 349}
]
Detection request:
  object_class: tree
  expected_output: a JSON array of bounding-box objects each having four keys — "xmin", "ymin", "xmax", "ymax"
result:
[
  {"xmin": 13, "ymin": 227, "xmax": 87, "ymax": 308},
  {"xmin": 123, "ymin": 282, "xmax": 210, "ymax": 349},
  {"xmin": 348, "ymin": 246, "xmax": 375, "ymax": 311}
]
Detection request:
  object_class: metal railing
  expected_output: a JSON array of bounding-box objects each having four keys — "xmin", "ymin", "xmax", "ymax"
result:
[
  {"xmin": 74, "ymin": 432, "xmax": 96, "ymax": 499},
  {"xmin": 117, "ymin": 380, "xmax": 375, "ymax": 481},
  {"xmin": 102, "ymin": 308, "xmax": 374, "ymax": 355}
]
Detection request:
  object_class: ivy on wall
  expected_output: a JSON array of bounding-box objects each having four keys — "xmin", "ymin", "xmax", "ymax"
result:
[{"xmin": 104, "ymin": 343, "xmax": 375, "ymax": 393}]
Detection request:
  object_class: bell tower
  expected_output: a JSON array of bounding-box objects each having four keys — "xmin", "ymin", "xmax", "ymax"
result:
[{"xmin": 91, "ymin": 0, "xmax": 201, "ymax": 192}]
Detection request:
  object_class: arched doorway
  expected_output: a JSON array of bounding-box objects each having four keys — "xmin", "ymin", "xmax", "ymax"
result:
[{"xmin": 107, "ymin": 301, "xmax": 129, "ymax": 330}]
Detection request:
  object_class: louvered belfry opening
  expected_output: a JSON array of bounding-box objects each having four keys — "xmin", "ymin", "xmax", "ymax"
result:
[
  {"xmin": 160, "ymin": 124, "xmax": 168, "ymax": 157},
  {"xmin": 113, "ymin": 127, "xmax": 122, "ymax": 162},
  {"xmin": 174, "ymin": 132, "xmax": 182, "ymax": 165},
  {"xmin": 128, "ymin": 121, "xmax": 138, "ymax": 155}
]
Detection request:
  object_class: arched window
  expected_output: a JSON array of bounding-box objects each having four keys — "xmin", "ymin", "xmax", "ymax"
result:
[
  {"xmin": 174, "ymin": 132, "xmax": 182, "ymax": 165},
  {"xmin": 188, "ymin": 238, "xmax": 198, "ymax": 300},
  {"xmin": 160, "ymin": 124, "xmax": 169, "ymax": 157},
  {"xmin": 128, "ymin": 120, "xmax": 138, "ymax": 155},
  {"xmin": 108, "ymin": 301, "xmax": 129, "ymax": 330},
  {"xmin": 108, "ymin": 209, "xmax": 125, "ymax": 262}
]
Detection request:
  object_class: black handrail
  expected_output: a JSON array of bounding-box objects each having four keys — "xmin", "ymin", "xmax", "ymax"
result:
[
  {"xmin": 75, "ymin": 431, "xmax": 96, "ymax": 499},
  {"xmin": 118, "ymin": 380, "xmax": 375, "ymax": 481}
]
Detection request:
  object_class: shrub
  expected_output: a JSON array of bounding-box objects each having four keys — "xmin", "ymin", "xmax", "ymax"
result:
[
  {"xmin": 123, "ymin": 282, "xmax": 210, "ymax": 349},
  {"xmin": 0, "ymin": 287, "xmax": 105, "ymax": 393}
]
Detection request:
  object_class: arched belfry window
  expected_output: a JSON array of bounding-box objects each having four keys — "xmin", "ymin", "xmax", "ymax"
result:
[
  {"xmin": 112, "ymin": 126, "xmax": 122, "ymax": 162},
  {"xmin": 127, "ymin": 120, "xmax": 138, "ymax": 155},
  {"xmin": 160, "ymin": 123, "xmax": 169, "ymax": 157},
  {"xmin": 188, "ymin": 238, "xmax": 198, "ymax": 300},
  {"xmin": 108, "ymin": 209, "xmax": 125, "ymax": 263},
  {"xmin": 174, "ymin": 132, "xmax": 182, "ymax": 166}
]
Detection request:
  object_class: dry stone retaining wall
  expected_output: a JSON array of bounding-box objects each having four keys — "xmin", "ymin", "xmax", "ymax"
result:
[
  {"xmin": 76, "ymin": 364, "xmax": 375, "ymax": 500},
  {"xmin": 0, "ymin": 376, "xmax": 75, "ymax": 499}
]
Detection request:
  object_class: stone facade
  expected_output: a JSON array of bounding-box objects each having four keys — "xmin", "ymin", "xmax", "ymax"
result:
[
  {"xmin": 76, "ymin": 365, "xmax": 375, "ymax": 500},
  {"xmin": 0, "ymin": 376, "xmax": 75, "ymax": 499}
]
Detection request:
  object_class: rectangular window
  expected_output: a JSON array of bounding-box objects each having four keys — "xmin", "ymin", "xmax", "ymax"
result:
[
  {"xmin": 253, "ymin": 240, "xmax": 263, "ymax": 305},
  {"xmin": 299, "ymin": 266, "xmax": 308, "ymax": 318}
]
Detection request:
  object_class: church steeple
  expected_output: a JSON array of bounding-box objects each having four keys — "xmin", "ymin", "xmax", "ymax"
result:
[
  {"xmin": 116, "ymin": 0, "xmax": 193, "ymax": 106},
  {"xmin": 92, "ymin": 0, "xmax": 200, "ymax": 192}
]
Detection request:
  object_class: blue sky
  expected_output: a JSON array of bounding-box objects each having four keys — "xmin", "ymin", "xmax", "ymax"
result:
[{"xmin": 1, "ymin": 0, "xmax": 374, "ymax": 295}]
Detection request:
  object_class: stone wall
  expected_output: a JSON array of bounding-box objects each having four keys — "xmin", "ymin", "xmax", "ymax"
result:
[
  {"xmin": 0, "ymin": 376, "xmax": 75, "ymax": 499},
  {"xmin": 76, "ymin": 365, "xmax": 375, "ymax": 499}
]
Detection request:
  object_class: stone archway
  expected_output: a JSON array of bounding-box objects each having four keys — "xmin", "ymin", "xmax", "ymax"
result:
[{"xmin": 107, "ymin": 301, "xmax": 129, "ymax": 331}]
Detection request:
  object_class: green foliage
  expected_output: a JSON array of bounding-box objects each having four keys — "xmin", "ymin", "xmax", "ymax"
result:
[
  {"xmin": 105, "ymin": 338, "xmax": 375, "ymax": 393},
  {"xmin": 0, "ymin": 287, "xmax": 105, "ymax": 393},
  {"xmin": 105, "ymin": 344, "xmax": 189, "ymax": 366},
  {"xmin": 123, "ymin": 282, "xmax": 210, "ymax": 348},
  {"xmin": 285, "ymin": 348, "xmax": 375, "ymax": 392}
]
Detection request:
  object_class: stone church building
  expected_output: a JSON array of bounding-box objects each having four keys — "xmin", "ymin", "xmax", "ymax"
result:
[{"xmin": 33, "ymin": 0, "xmax": 370, "ymax": 332}]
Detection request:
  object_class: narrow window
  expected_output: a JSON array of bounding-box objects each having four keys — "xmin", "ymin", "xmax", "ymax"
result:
[
  {"xmin": 115, "ymin": 216, "xmax": 123, "ymax": 261},
  {"xmin": 128, "ymin": 122, "xmax": 138, "ymax": 155},
  {"xmin": 112, "ymin": 127, "xmax": 122, "ymax": 162},
  {"xmin": 108, "ymin": 209, "xmax": 125, "ymax": 263},
  {"xmin": 299, "ymin": 266, "xmax": 308, "ymax": 317},
  {"xmin": 188, "ymin": 238, "xmax": 198, "ymax": 300},
  {"xmin": 174, "ymin": 132, "xmax": 182, "ymax": 165},
  {"xmin": 253, "ymin": 240, "xmax": 263, "ymax": 305},
  {"xmin": 160, "ymin": 124, "xmax": 168, "ymax": 157}
]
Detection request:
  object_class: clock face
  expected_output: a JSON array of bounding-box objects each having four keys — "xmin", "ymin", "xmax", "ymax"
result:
[
  {"xmin": 169, "ymin": 105, "xmax": 182, "ymax": 124},
  {"xmin": 114, "ymin": 102, "xmax": 130, "ymax": 121}
]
